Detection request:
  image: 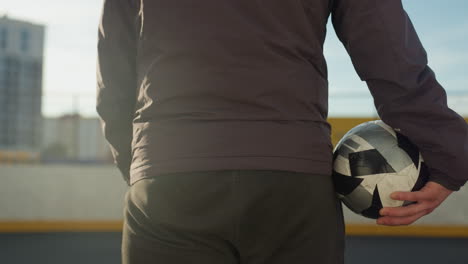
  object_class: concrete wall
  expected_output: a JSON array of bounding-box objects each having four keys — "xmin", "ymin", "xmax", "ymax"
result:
[
  {"xmin": 0, "ymin": 165, "xmax": 127, "ymax": 220},
  {"xmin": 0, "ymin": 165, "xmax": 466, "ymax": 225}
]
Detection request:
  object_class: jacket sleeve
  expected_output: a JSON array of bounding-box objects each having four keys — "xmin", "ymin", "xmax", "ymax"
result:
[
  {"xmin": 96, "ymin": 0, "xmax": 140, "ymax": 185},
  {"xmin": 331, "ymin": 0, "xmax": 468, "ymax": 191}
]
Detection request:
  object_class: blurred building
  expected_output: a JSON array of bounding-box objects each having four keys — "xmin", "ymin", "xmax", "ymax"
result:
[
  {"xmin": 41, "ymin": 114, "xmax": 112, "ymax": 163},
  {"xmin": 0, "ymin": 16, "xmax": 45, "ymax": 158}
]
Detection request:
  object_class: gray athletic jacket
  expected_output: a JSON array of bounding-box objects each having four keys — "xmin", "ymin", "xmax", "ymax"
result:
[{"xmin": 96, "ymin": 0, "xmax": 468, "ymax": 191}]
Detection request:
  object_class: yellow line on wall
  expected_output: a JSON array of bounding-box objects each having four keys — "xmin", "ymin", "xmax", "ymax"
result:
[
  {"xmin": 327, "ymin": 117, "xmax": 468, "ymax": 146},
  {"xmin": 0, "ymin": 221, "xmax": 123, "ymax": 233},
  {"xmin": 1, "ymin": 221, "xmax": 468, "ymax": 238},
  {"xmin": 346, "ymin": 224, "xmax": 468, "ymax": 238}
]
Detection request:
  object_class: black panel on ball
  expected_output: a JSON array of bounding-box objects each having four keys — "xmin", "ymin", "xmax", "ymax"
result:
[
  {"xmin": 332, "ymin": 171, "xmax": 364, "ymax": 195},
  {"xmin": 349, "ymin": 149, "xmax": 396, "ymax": 176},
  {"xmin": 396, "ymin": 132, "xmax": 420, "ymax": 167},
  {"xmin": 411, "ymin": 162, "xmax": 430, "ymax": 192},
  {"xmin": 403, "ymin": 161, "xmax": 430, "ymax": 207},
  {"xmin": 361, "ymin": 186, "xmax": 383, "ymax": 219}
]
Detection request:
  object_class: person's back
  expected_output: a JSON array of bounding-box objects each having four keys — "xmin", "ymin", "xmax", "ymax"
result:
[
  {"xmin": 98, "ymin": 0, "xmax": 334, "ymax": 185},
  {"xmin": 96, "ymin": 0, "xmax": 468, "ymax": 263}
]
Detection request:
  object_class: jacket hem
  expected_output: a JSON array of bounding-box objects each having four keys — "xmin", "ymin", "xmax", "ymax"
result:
[{"xmin": 129, "ymin": 156, "xmax": 332, "ymax": 185}]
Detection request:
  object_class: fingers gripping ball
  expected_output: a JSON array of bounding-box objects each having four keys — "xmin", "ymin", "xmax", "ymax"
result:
[{"xmin": 332, "ymin": 120, "xmax": 429, "ymax": 219}]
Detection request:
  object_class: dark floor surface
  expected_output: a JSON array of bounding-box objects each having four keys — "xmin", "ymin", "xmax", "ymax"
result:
[{"xmin": 1, "ymin": 233, "xmax": 467, "ymax": 264}]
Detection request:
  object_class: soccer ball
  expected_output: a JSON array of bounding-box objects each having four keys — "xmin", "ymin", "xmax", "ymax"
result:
[{"xmin": 332, "ymin": 120, "xmax": 429, "ymax": 219}]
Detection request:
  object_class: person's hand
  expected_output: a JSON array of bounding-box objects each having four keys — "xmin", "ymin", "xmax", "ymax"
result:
[{"xmin": 377, "ymin": 181, "xmax": 453, "ymax": 226}]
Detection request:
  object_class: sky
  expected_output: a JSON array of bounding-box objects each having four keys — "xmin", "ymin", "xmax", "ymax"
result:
[{"xmin": 1, "ymin": 0, "xmax": 467, "ymax": 118}]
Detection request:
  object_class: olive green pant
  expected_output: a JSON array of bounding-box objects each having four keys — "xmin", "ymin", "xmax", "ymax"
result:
[{"xmin": 122, "ymin": 170, "xmax": 345, "ymax": 264}]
